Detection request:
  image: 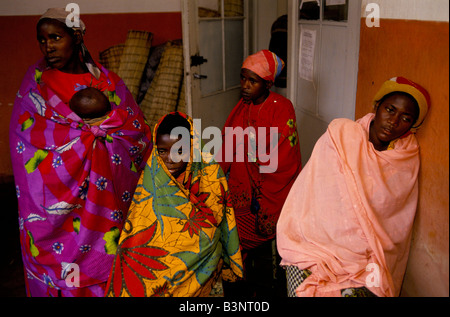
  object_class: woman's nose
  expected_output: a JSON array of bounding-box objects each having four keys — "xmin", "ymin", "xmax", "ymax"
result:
[
  {"xmin": 388, "ymin": 114, "xmax": 400, "ymax": 127},
  {"xmin": 164, "ymin": 155, "xmax": 174, "ymax": 164},
  {"xmin": 44, "ymin": 40, "xmax": 54, "ymax": 52}
]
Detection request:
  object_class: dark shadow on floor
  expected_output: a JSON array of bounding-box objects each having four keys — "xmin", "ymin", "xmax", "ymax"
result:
[{"xmin": 223, "ymin": 239, "xmax": 287, "ymax": 298}]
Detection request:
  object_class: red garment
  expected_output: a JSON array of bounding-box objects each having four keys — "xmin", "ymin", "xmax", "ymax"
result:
[{"xmin": 220, "ymin": 92, "xmax": 301, "ymax": 250}]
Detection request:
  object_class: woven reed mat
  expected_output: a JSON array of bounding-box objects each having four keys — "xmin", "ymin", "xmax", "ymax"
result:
[
  {"xmin": 198, "ymin": 7, "xmax": 220, "ymax": 18},
  {"xmin": 139, "ymin": 40, "xmax": 185, "ymax": 129},
  {"xmin": 99, "ymin": 43, "xmax": 124, "ymax": 74},
  {"xmin": 117, "ymin": 30, "xmax": 153, "ymax": 100}
]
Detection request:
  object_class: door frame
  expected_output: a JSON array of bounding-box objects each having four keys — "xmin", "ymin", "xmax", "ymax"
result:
[
  {"xmin": 181, "ymin": 0, "xmax": 250, "ymax": 130},
  {"xmin": 181, "ymin": 0, "xmax": 194, "ymax": 118}
]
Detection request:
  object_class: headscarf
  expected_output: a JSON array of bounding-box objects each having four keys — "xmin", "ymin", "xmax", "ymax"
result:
[
  {"xmin": 39, "ymin": 8, "xmax": 101, "ymax": 79},
  {"xmin": 373, "ymin": 77, "xmax": 431, "ymax": 131},
  {"xmin": 241, "ymin": 50, "xmax": 285, "ymax": 83}
]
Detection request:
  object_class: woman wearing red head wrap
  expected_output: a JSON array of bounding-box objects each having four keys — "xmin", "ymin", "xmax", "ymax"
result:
[{"xmin": 219, "ymin": 50, "xmax": 302, "ymax": 296}]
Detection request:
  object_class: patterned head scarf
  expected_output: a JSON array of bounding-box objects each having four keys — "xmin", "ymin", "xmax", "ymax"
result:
[
  {"xmin": 242, "ymin": 50, "xmax": 285, "ymax": 83},
  {"xmin": 38, "ymin": 8, "xmax": 101, "ymax": 79},
  {"xmin": 373, "ymin": 77, "xmax": 431, "ymax": 131}
]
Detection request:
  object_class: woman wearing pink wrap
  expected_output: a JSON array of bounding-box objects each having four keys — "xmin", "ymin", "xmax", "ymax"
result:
[{"xmin": 277, "ymin": 77, "xmax": 431, "ymax": 297}]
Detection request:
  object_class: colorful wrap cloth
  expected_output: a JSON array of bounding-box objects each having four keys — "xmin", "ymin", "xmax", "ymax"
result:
[
  {"xmin": 105, "ymin": 112, "xmax": 243, "ymax": 297},
  {"xmin": 277, "ymin": 113, "xmax": 421, "ymax": 297},
  {"xmin": 9, "ymin": 59, "xmax": 152, "ymax": 296},
  {"xmin": 220, "ymin": 92, "xmax": 302, "ymax": 250}
]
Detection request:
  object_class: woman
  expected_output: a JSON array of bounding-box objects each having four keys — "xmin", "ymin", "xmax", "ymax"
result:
[
  {"xmin": 9, "ymin": 8, "xmax": 152, "ymax": 297},
  {"xmin": 219, "ymin": 50, "xmax": 302, "ymax": 296},
  {"xmin": 105, "ymin": 112, "xmax": 243, "ymax": 297},
  {"xmin": 277, "ymin": 77, "xmax": 431, "ymax": 297}
]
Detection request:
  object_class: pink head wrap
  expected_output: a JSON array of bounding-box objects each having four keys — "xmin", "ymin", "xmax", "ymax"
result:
[{"xmin": 242, "ymin": 50, "xmax": 285, "ymax": 83}]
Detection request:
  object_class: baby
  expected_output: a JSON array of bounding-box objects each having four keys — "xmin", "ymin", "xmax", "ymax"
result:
[{"xmin": 69, "ymin": 87, "xmax": 111, "ymax": 125}]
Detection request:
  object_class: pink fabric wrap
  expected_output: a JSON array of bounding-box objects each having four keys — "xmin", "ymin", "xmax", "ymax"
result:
[{"xmin": 277, "ymin": 113, "xmax": 420, "ymax": 297}]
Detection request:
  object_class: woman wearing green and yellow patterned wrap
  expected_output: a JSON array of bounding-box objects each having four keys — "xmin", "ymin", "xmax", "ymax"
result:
[{"xmin": 105, "ymin": 112, "xmax": 243, "ymax": 297}]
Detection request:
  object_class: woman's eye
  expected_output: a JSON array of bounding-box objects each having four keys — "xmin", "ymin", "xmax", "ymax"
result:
[{"xmin": 402, "ymin": 116, "xmax": 412, "ymax": 123}]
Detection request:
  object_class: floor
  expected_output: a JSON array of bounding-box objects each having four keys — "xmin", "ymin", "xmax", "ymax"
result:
[{"xmin": 0, "ymin": 178, "xmax": 26, "ymax": 297}]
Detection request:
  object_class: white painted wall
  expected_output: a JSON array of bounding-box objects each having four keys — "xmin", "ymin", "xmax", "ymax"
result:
[
  {"xmin": 361, "ymin": 0, "xmax": 449, "ymax": 22},
  {"xmin": 0, "ymin": 0, "xmax": 181, "ymax": 16}
]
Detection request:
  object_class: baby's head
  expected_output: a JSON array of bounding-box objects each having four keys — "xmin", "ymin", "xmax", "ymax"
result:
[{"xmin": 69, "ymin": 87, "xmax": 111, "ymax": 119}]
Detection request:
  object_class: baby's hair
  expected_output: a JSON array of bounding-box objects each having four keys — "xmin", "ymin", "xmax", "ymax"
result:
[
  {"xmin": 69, "ymin": 87, "xmax": 111, "ymax": 119},
  {"xmin": 157, "ymin": 113, "xmax": 191, "ymax": 137}
]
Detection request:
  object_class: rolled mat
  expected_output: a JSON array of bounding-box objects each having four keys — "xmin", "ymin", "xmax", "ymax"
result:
[
  {"xmin": 139, "ymin": 40, "xmax": 185, "ymax": 130},
  {"xmin": 223, "ymin": 0, "xmax": 244, "ymax": 17},
  {"xmin": 99, "ymin": 43, "xmax": 125, "ymax": 74},
  {"xmin": 117, "ymin": 30, "xmax": 153, "ymax": 100}
]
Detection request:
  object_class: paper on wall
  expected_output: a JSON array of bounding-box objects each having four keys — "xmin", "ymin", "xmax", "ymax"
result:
[{"xmin": 299, "ymin": 28, "xmax": 316, "ymax": 82}]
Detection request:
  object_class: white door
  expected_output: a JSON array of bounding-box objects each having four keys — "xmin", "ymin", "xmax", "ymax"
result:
[
  {"xmin": 287, "ymin": 0, "xmax": 362, "ymax": 165},
  {"xmin": 182, "ymin": 0, "xmax": 248, "ymax": 130}
]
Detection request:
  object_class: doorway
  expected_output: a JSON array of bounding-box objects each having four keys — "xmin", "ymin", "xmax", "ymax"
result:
[
  {"xmin": 182, "ymin": 0, "xmax": 248, "ymax": 130},
  {"xmin": 287, "ymin": 0, "xmax": 362, "ymax": 165}
]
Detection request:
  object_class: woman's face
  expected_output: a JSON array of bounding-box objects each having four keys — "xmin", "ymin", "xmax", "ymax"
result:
[
  {"xmin": 156, "ymin": 134, "xmax": 190, "ymax": 179},
  {"xmin": 240, "ymin": 68, "xmax": 270, "ymax": 105},
  {"xmin": 369, "ymin": 93, "xmax": 419, "ymax": 151},
  {"xmin": 37, "ymin": 19, "xmax": 81, "ymax": 72}
]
